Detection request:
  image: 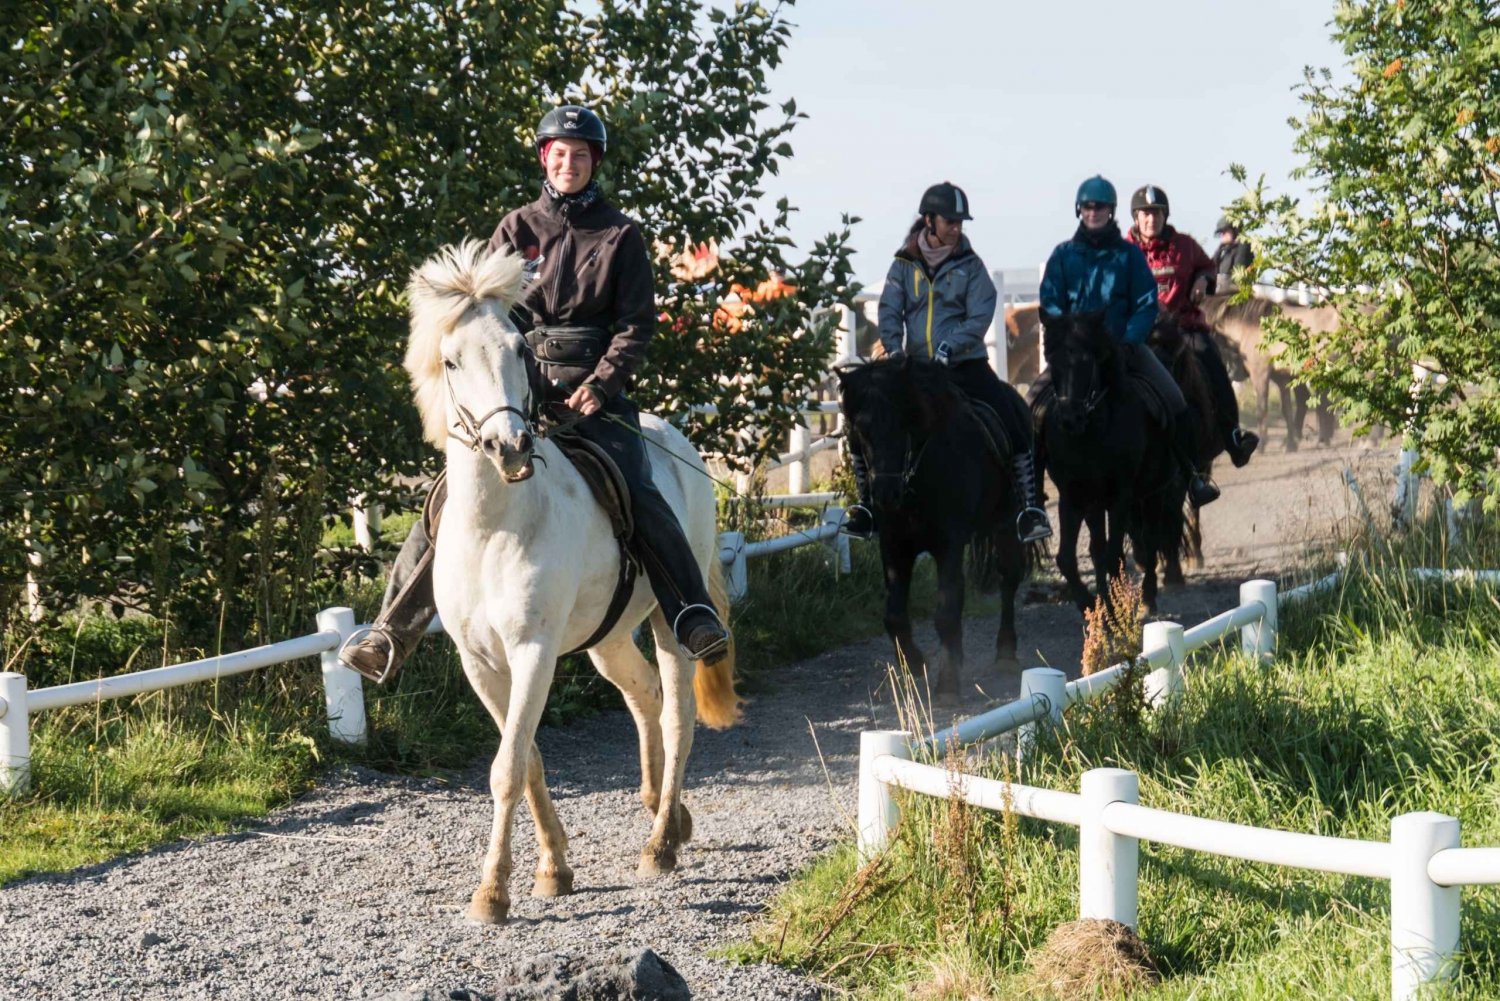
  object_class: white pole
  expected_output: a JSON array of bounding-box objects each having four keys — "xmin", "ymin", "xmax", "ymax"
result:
[
  {"xmin": 822, "ymin": 506, "xmax": 851, "ymax": 574},
  {"xmin": 988, "ymin": 270, "xmax": 1008, "ymax": 381},
  {"xmin": 838, "ymin": 304, "xmax": 857, "ymax": 364},
  {"xmin": 1036, "ymin": 260, "xmax": 1049, "ymax": 376},
  {"xmin": 352, "ymin": 498, "xmax": 374, "ymax": 551},
  {"xmin": 789, "ymin": 424, "xmax": 810, "ymax": 495},
  {"xmin": 1016, "ymin": 667, "xmax": 1067, "ymax": 766},
  {"xmin": 316, "ymin": 607, "xmax": 367, "ymax": 745},
  {"xmin": 1239, "ymin": 579, "xmax": 1278, "ymax": 663},
  {"xmin": 1395, "ymin": 448, "xmax": 1420, "ymax": 528},
  {"xmin": 857, "ymin": 730, "xmax": 912, "ymax": 861},
  {"xmin": 718, "ymin": 531, "xmax": 748, "ymax": 602},
  {"xmin": 0, "ymin": 672, "xmax": 32, "ymax": 796},
  {"xmin": 1390, "ymin": 812, "xmax": 1461, "ymax": 1000},
  {"xmin": 1142, "ymin": 621, "xmax": 1187, "ymax": 707},
  {"xmin": 1080, "ymin": 768, "xmax": 1140, "ymax": 928}
]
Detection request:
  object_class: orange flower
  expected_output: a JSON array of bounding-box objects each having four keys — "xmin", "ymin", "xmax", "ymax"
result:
[{"xmin": 1382, "ymin": 57, "xmax": 1403, "ymax": 79}]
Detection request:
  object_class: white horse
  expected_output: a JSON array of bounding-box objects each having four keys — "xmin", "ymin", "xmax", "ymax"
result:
[{"xmin": 405, "ymin": 240, "xmax": 741, "ymax": 925}]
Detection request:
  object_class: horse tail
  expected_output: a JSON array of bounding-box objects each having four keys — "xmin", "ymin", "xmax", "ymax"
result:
[
  {"xmin": 968, "ymin": 523, "xmax": 1004, "ymax": 592},
  {"xmin": 693, "ymin": 557, "xmax": 743, "ymax": 730}
]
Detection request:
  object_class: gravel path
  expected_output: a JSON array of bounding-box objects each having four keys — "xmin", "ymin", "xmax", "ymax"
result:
[{"xmin": 0, "ymin": 436, "xmax": 1397, "ymax": 1000}]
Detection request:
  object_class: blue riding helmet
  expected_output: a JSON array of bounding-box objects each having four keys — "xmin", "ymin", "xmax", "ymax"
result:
[{"xmin": 1074, "ymin": 175, "xmax": 1118, "ymax": 215}]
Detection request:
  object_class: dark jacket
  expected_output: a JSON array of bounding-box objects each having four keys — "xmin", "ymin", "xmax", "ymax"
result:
[
  {"xmin": 1039, "ymin": 222, "xmax": 1158, "ymax": 345},
  {"xmin": 1126, "ymin": 225, "xmax": 1215, "ymax": 331},
  {"xmin": 1213, "ymin": 239, "xmax": 1254, "ymax": 281},
  {"xmin": 877, "ymin": 231, "xmax": 996, "ymax": 363},
  {"xmin": 488, "ymin": 191, "xmax": 655, "ymax": 397}
]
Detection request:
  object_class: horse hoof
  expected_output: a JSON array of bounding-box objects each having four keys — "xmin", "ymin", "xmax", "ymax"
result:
[
  {"xmin": 933, "ymin": 688, "xmax": 961, "ymax": 709},
  {"xmin": 991, "ymin": 657, "xmax": 1022, "ymax": 676},
  {"xmin": 677, "ymin": 804, "xmax": 694, "ymax": 844},
  {"xmin": 466, "ymin": 889, "xmax": 510, "ymax": 925},
  {"xmin": 1164, "ymin": 569, "xmax": 1185, "ymax": 587},
  {"xmin": 638, "ymin": 844, "xmax": 678, "ymax": 877},
  {"xmin": 531, "ymin": 868, "xmax": 574, "ymax": 897}
]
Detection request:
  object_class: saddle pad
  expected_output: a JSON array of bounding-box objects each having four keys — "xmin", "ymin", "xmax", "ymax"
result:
[
  {"xmin": 552, "ymin": 432, "xmax": 635, "ymax": 543},
  {"xmin": 1129, "ymin": 373, "xmax": 1171, "ymax": 428}
]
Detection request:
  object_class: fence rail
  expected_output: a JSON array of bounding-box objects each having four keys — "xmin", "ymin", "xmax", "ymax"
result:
[{"xmin": 859, "ymin": 569, "xmax": 1500, "ymax": 1001}]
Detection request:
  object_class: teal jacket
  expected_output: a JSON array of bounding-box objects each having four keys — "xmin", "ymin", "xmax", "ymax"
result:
[
  {"xmin": 877, "ymin": 233, "xmax": 996, "ymax": 363},
  {"xmin": 1039, "ymin": 222, "xmax": 1158, "ymax": 344}
]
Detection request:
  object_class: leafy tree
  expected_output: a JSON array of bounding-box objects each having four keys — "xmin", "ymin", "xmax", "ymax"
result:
[
  {"xmin": 1229, "ymin": 0, "xmax": 1500, "ymax": 504},
  {"xmin": 0, "ymin": 0, "xmax": 856, "ymax": 646}
]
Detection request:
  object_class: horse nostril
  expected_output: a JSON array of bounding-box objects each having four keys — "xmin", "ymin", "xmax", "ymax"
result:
[
  {"xmin": 516, "ymin": 431, "xmax": 534, "ymax": 454},
  {"xmin": 481, "ymin": 436, "xmax": 501, "ymax": 457}
]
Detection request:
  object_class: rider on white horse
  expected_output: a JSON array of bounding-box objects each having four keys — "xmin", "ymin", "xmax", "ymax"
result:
[{"xmin": 340, "ymin": 104, "xmax": 731, "ymax": 683}]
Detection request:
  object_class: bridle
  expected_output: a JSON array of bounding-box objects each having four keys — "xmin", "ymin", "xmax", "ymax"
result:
[
  {"xmin": 859, "ymin": 428, "xmax": 931, "ymax": 502},
  {"xmin": 1054, "ymin": 344, "xmax": 1109, "ymax": 420},
  {"xmin": 444, "ymin": 363, "xmax": 539, "ymax": 453}
]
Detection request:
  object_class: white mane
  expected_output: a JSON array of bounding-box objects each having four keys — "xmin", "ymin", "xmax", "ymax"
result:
[{"xmin": 405, "ymin": 239, "xmax": 526, "ymax": 447}]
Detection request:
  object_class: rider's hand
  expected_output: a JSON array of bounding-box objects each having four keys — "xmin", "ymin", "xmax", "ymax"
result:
[
  {"xmin": 566, "ymin": 384, "xmax": 603, "ymax": 416},
  {"xmin": 1190, "ymin": 276, "xmax": 1210, "ymax": 304}
]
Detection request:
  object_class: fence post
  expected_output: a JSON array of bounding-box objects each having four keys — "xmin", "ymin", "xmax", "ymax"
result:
[
  {"xmin": 857, "ymin": 730, "xmax": 912, "ymax": 861},
  {"xmin": 821, "ymin": 506, "xmax": 851, "ymax": 574},
  {"xmin": 1080, "ymin": 768, "xmax": 1140, "ymax": 928},
  {"xmin": 1390, "ymin": 812, "xmax": 1461, "ymax": 1001},
  {"xmin": 789, "ymin": 423, "xmax": 810, "ymax": 495},
  {"xmin": 1240, "ymin": 579, "xmax": 1278, "ymax": 663},
  {"xmin": 718, "ymin": 531, "xmax": 748, "ymax": 602},
  {"xmin": 351, "ymin": 495, "xmax": 382, "ymax": 551},
  {"xmin": 1142, "ymin": 621, "xmax": 1186, "ymax": 708},
  {"xmin": 316, "ymin": 608, "xmax": 367, "ymax": 745},
  {"xmin": 1016, "ymin": 667, "xmax": 1066, "ymax": 766},
  {"xmin": 0, "ymin": 672, "xmax": 31, "ymax": 796},
  {"xmin": 987, "ymin": 272, "xmax": 1008, "ymax": 380}
]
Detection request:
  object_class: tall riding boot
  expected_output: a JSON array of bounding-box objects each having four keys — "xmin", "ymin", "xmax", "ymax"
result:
[
  {"xmin": 1011, "ymin": 451, "xmax": 1053, "ymax": 542},
  {"xmin": 583, "ymin": 397, "xmax": 729, "ymax": 664},
  {"xmin": 841, "ymin": 445, "xmax": 876, "ymax": 539},
  {"xmin": 1171, "ymin": 413, "xmax": 1221, "ymax": 506},
  {"xmin": 1195, "ymin": 332, "xmax": 1260, "ymax": 467},
  {"xmin": 338, "ymin": 478, "xmax": 447, "ymax": 684}
]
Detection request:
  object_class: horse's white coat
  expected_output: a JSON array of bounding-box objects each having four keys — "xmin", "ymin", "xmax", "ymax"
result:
[{"xmin": 406, "ymin": 240, "xmax": 728, "ymax": 923}]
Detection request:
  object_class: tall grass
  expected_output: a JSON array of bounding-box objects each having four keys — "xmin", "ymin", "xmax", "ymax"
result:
[{"xmin": 735, "ymin": 513, "xmax": 1500, "ymax": 999}]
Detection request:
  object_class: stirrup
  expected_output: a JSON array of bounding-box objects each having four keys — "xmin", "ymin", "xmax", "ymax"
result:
[
  {"xmin": 1016, "ymin": 507, "xmax": 1053, "ymax": 543},
  {"xmin": 337, "ymin": 625, "xmax": 401, "ymax": 685},
  {"xmin": 672, "ymin": 603, "xmax": 730, "ymax": 662},
  {"xmin": 840, "ymin": 504, "xmax": 876, "ymax": 540}
]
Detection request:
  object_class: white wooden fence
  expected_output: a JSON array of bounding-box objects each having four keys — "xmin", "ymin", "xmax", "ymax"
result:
[{"xmin": 856, "ymin": 573, "xmax": 1500, "ymax": 1001}]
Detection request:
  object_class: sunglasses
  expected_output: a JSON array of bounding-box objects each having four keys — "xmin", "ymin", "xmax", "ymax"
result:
[{"xmin": 1079, "ymin": 201, "xmax": 1111, "ymax": 212}]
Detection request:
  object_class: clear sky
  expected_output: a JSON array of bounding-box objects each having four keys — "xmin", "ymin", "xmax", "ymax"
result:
[{"xmin": 758, "ymin": 0, "xmax": 1346, "ymax": 290}]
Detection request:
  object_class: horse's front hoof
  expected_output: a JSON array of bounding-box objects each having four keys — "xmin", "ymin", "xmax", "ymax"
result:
[
  {"xmin": 466, "ymin": 887, "xmax": 510, "ymax": 925},
  {"xmin": 531, "ymin": 867, "xmax": 574, "ymax": 898},
  {"xmin": 677, "ymin": 804, "xmax": 694, "ymax": 844},
  {"xmin": 638, "ymin": 842, "xmax": 678, "ymax": 876},
  {"xmin": 1164, "ymin": 567, "xmax": 1185, "ymax": 587}
]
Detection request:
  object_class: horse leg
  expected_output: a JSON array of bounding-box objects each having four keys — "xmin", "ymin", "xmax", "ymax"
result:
[
  {"xmin": 1086, "ymin": 505, "xmax": 1111, "ymax": 612},
  {"xmin": 641, "ymin": 609, "xmax": 698, "ymax": 876},
  {"xmin": 1291, "ymin": 384, "xmax": 1310, "ymax": 448},
  {"xmin": 1276, "ymin": 376, "xmax": 1300, "ymax": 451},
  {"xmin": 930, "ymin": 541, "xmax": 965, "ymax": 705},
  {"xmin": 1056, "ymin": 494, "xmax": 1092, "ymax": 613},
  {"xmin": 881, "ymin": 534, "xmax": 926, "ymax": 674},
  {"xmin": 992, "ymin": 534, "xmax": 1023, "ymax": 675},
  {"xmin": 1252, "ymin": 364, "xmax": 1272, "ymax": 443},
  {"xmin": 588, "ymin": 630, "xmax": 690, "ymax": 843},
  {"xmin": 466, "ymin": 650, "xmax": 559, "ymax": 925}
]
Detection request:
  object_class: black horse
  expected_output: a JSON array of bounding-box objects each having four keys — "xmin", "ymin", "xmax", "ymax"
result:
[
  {"xmin": 1148, "ymin": 314, "xmax": 1220, "ymax": 585},
  {"xmin": 837, "ymin": 357, "xmax": 1032, "ymax": 703},
  {"xmin": 1038, "ymin": 311, "xmax": 1186, "ymax": 613}
]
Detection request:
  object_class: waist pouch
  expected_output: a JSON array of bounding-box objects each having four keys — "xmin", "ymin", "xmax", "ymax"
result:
[{"xmin": 526, "ymin": 325, "xmax": 609, "ymax": 388}]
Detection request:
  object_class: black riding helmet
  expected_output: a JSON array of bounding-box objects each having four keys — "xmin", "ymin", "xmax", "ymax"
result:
[
  {"xmin": 536, "ymin": 105, "xmax": 608, "ymax": 154},
  {"xmin": 918, "ymin": 181, "xmax": 973, "ymax": 221},
  {"xmin": 1130, "ymin": 184, "xmax": 1169, "ymax": 216}
]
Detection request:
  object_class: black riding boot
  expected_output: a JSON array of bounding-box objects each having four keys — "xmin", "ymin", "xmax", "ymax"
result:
[
  {"xmin": 1195, "ymin": 331, "xmax": 1260, "ymax": 467},
  {"xmin": 1172, "ymin": 412, "xmax": 1220, "ymax": 506},
  {"xmin": 582, "ymin": 397, "xmax": 730, "ymax": 664},
  {"xmin": 1011, "ymin": 451, "xmax": 1052, "ymax": 542},
  {"xmin": 841, "ymin": 445, "xmax": 876, "ymax": 539},
  {"xmin": 338, "ymin": 479, "xmax": 446, "ymax": 684}
]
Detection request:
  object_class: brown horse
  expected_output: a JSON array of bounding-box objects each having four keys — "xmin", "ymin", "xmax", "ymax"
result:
[{"xmin": 1202, "ymin": 293, "xmax": 1338, "ymax": 450}]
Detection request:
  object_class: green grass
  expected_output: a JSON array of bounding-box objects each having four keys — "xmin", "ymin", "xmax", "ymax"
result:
[
  {"xmin": 731, "ymin": 519, "xmax": 1500, "ymax": 999},
  {"xmin": 0, "ymin": 504, "xmax": 939, "ymax": 885}
]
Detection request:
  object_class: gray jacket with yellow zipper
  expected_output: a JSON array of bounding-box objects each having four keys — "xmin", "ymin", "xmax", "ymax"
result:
[{"xmin": 876, "ymin": 232, "xmax": 997, "ymax": 364}]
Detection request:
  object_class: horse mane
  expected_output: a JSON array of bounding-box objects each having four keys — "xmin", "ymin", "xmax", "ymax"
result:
[
  {"xmin": 839, "ymin": 357, "xmax": 964, "ymax": 436},
  {"xmin": 1201, "ymin": 292, "xmax": 1273, "ymax": 328},
  {"xmin": 405, "ymin": 239, "xmax": 526, "ymax": 447}
]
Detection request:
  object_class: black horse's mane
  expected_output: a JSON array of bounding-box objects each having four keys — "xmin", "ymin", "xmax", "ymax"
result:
[{"xmin": 839, "ymin": 356, "xmax": 967, "ymax": 432}]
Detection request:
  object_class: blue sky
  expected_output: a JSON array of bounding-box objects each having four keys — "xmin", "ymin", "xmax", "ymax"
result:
[{"xmin": 758, "ymin": 0, "xmax": 1345, "ymax": 289}]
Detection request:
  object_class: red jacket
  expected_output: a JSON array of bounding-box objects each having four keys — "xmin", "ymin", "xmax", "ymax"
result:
[{"xmin": 1126, "ymin": 225, "xmax": 1215, "ymax": 331}]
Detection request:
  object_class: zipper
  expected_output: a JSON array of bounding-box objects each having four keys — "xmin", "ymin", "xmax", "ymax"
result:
[{"xmin": 549, "ymin": 223, "xmax": 575, "ymax": 318}]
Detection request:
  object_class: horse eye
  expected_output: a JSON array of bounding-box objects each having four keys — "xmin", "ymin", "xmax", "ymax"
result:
[{"xmin": 444, "ymin": 359, "xmax": 457, "ymax": 371}]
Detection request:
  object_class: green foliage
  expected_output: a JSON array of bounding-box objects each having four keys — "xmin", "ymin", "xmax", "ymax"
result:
[
  {"xmin": 1228, "ymin": 0, "xmax": 1500, "ymax": 505},
  {"xmin": 1, "ymin": 0, "xmax": 857, "ymax": 648}
]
